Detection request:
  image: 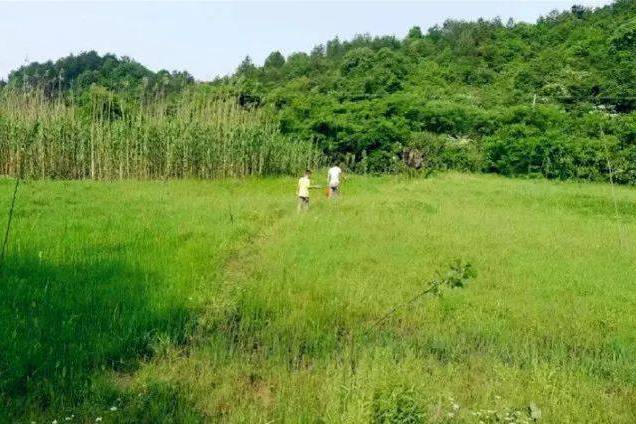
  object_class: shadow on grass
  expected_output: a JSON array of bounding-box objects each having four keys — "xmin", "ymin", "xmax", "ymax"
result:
[{"xmin": 0, "ymin": 253, "xmax": 195, "ymax": 416}]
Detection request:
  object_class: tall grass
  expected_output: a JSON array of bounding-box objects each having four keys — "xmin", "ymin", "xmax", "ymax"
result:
[
  {"xmin": 0, "ymin": 178, "xmax": 289, "ymax": 419},
  {"xmin": 0, "ymin": 88, "xmax": 322, "ymax": 179}
]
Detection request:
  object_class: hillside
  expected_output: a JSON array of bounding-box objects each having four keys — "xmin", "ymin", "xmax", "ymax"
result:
[
  {"xmin": 5, "ymin": 50, "xmax": 193, "ymax": 96},
  {"xmin": 228, "ymin": 1, "xmax": 636, "ymax": 175}
]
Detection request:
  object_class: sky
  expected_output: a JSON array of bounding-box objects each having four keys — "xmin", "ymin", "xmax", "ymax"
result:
[{"xmin": 0, "ymin": 0, "xmax": 615, "ymax": 82}]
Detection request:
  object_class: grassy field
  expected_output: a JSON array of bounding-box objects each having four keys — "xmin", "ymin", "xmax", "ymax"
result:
[{"xmin": 1, "ymin": 173, "xmax": 635, "ymax": 423}]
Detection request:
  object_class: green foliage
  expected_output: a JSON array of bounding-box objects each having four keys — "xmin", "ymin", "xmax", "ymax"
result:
[
  {"xmin": 405, "ymin": 131, "xmax": 483, "ymax": 172},
  {"xmin": 611, "ymin": 19, "xmax": 636, "ymax": 52},
  {"xmin": 207, "ymin": 1, "xmax": 636, "ymax": 182},
  {"xmin": 432, "ymin": 259, "xmax": 475, "ymax": 293},
  {"xmin": 264, "ymin": 51, "xmax": 286, "ymax": 69},
  {"xmin": 7, "ymin": 51, "xmax": 193, "ymax": 98},
  {"xmin": 482, "ymin": 116, "xmax": 629, "ymax": 182},
  {"xmin": 406, "ymin": 26, "xmax": 424, "ymax": 40}
]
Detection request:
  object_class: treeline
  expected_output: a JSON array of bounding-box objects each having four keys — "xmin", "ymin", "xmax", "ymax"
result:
[
  {"xmin": 227, "ymin": 0, "xmax": 636, "ymax": 182},
  {"xmin": 1, "ymin": 1, "xmax": 635, "ymax": 182},
  {"xmin": 5, "ymin": 51, "xmax": 194, "ymax": 98}
]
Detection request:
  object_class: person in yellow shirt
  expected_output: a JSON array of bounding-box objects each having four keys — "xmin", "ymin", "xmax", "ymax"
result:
[{"xmin": 297, "ymin": 169, "xmax": 319, "ymax": 212}]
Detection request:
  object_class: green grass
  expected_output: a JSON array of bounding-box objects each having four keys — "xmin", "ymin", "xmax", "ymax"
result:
[{"xmin": 1, "ymin": 173, "xmax": 635, "ymax": 423}]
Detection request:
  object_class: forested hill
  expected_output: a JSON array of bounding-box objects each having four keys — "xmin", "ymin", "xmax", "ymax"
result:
[
  {"xmin": 2, "ymin": 1, "xmax": 636, "ymax": 181},
  {"xmin": 5, "ymin": 50, "xmax": 194, "ymax": 96},
  {"xmin": 226, "ymin": 0, "xmax": 636, "ymax": 175}
]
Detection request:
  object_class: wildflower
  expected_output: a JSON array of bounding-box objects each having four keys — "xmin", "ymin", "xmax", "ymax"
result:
[
  {"xmin": 452, "ymin": 403, "xmax": 460, "ymax": 411},
  {"xmin": 95, "ymin": 418, "xmax": 102, "ymax": 423},
  {"xmin": 53, "ymin": 420, "xmax": 58, "ymax": 424},
  {"xmin": 110, "ymin": 406, "xmax": 118, "ymax": 411}
]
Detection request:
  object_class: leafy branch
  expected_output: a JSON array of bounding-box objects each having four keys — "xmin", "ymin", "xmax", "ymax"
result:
[{"xmin": 368, "ymin": 259, "xmax": 476, "ymax": 332}]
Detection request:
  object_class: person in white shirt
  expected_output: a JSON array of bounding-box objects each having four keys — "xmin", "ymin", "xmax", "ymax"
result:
[
  {"xmin": 297, "ymin": 169, "xmax": 316, "ymax": 212},
  {"xmin": 327, "ymin": 165, "xmax": 343, "ymax": 198}
]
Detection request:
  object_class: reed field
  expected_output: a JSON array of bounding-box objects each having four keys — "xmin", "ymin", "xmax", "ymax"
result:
[
  {"xmin": 0, "ymin": 89, "xmax": 322, "ymax": 179},
  {"xmin": 1, "ymin": 173, "xmax": 635, "ymax": 423}
]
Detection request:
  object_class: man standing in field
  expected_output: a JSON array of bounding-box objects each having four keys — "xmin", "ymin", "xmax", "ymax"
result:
[
  {"xmin": 297, "ymin": 169, "xmax": 317, "ymax": 212},
  {"xmin": 327, "ymin": 164, "xmax": 343, "ymax": 198}
]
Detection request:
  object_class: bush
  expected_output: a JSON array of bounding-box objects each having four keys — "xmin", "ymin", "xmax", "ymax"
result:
[
  {"xmin": 441, "ymin": 137, "xmax": 485, "ymax": 172},
  {"xmin": 403, "ymin": 132, "xmax": 485, "ymax": 172},
  {"xmin": 483, "ymin": 126, "xmax": 624, "ymax": 182},
  {"xmin": 411, "ymin": 101, "xmax": 483, "ymax": 135},
  {"xmin": 357, "ymin": 149, "xmax": 400, "ymax": 174},
  {"xmin": 611, "ymin": 19, "xmax": 636, "ymax": 52}
]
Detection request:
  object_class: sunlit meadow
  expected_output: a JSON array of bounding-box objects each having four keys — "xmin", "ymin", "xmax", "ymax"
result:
[{"xmin": 1, "ymin": 173, "xmax": 635, "ymax": 422}]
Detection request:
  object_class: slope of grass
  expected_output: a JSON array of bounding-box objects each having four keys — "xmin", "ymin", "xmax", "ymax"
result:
[{"xmin": 1, "ymin": 173, "xmax": 635, "ymax": 422}]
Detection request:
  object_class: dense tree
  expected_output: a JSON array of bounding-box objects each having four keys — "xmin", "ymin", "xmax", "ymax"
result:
[
  {"xmin": 236, "ymin": 55, "xmax": 257, "ymax": 76},
  {"xmin": 213, "ymin": 0, "xmax": 635, "ymax": 180},
  {"xmin": 407, "ymin": 26, "xmax": 424, "ymax": 39},
  {"xmin": 264, "ymin": 51, "xmax": 286, "ymax": 68},
  {"xmin": 7, "ymin": 51, "xmax": 193, "ymax": 97}
]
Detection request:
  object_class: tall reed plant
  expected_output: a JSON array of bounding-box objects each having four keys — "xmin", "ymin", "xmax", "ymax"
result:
[{"xmin": 0, "ymin": 87, "xmax": 323, "ymax": 179}]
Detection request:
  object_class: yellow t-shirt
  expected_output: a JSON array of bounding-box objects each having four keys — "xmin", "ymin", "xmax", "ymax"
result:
[{"xmin": 298, "ymin": 176, "xmax": 310, "ymax": 198}]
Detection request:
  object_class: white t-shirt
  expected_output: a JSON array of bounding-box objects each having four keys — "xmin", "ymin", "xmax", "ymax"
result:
[
  {"xmin": 328, "ymin": 166, "xmax": 342, "ymax": 187},
  {"xmin": 298, "ymin": 176, "xmax": 310, "ymax": 198}
]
